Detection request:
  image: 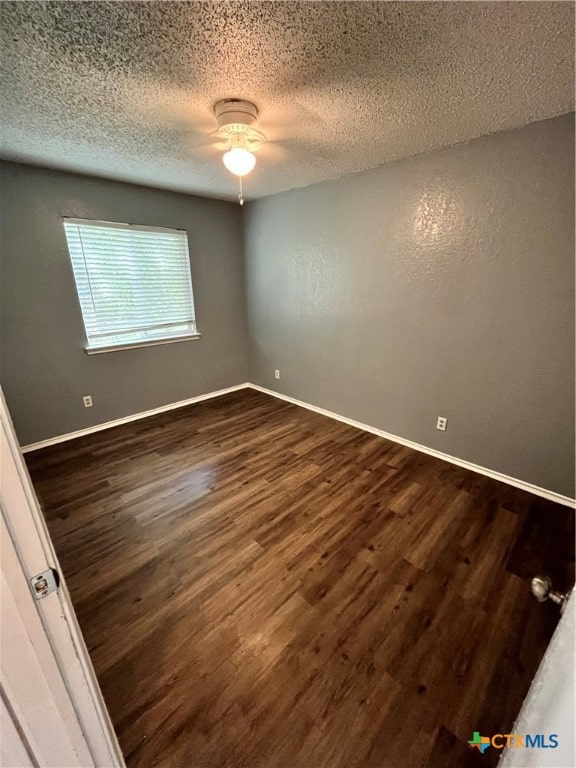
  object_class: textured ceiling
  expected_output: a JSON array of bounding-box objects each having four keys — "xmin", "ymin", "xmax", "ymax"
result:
[{"xmin": 0, "ymin": 2, "xmax": 574, "ymax": 201}]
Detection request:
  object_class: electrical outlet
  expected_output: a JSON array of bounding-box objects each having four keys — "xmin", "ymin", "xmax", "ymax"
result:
[
  {"xmin": 83, "ymin": 395, "xmax": 93, "ymax": 408},
  {"xmin": 274, "ymin": 370, "xmax": 280, "ymax": 380},
  {"xmin": 436, "ymin": 416, "xmax": 447, "ymax": 432}
]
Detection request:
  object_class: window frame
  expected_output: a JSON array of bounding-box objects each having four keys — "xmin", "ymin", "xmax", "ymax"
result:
[{"xmin": 62, "ymin": 217, "xmax": 201, "ymax": 354}]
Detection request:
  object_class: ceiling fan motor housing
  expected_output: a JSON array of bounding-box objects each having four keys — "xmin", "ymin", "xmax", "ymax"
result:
[{"xmin": 214, "ymin": 99, "xmax": 258, "ymax": 136}]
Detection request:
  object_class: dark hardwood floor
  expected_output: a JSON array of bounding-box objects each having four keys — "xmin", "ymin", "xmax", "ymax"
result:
[{"xmin": 26, "ymin": 389, "xmax": 574, "ymax": 768}]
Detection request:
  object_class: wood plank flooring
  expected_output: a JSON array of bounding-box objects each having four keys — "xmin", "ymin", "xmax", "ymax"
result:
[{"xmin": 26, "ymin": 389, "xmax": 575, "ymax": 768}]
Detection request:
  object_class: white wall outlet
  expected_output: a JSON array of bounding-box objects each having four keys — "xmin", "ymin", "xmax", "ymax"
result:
[
  {"xmin": 436, "ymin": 416, "xmax": 447, "ymax": 431},
  {"xmin": 274, "ymin": 370, "xmax": 280, "ymax": 380},
  {"xmin": 83, "ymin": 395, "xmax": 93, "ymax": 408}
]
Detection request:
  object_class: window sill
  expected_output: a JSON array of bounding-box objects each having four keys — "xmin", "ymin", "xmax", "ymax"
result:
[{"xmin": 85, "ymin": 333, "xmax": 201, "ymax": 355}]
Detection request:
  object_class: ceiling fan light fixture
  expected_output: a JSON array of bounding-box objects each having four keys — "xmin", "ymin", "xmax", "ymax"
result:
[{"xmin": 214, "ymin": 102, "xmax": 262, "ymax": 199}]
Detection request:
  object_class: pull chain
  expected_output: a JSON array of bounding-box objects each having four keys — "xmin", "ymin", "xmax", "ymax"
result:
[{"xmin": 238, "ymin": 176, "xmax": 244, "ymax": 206}]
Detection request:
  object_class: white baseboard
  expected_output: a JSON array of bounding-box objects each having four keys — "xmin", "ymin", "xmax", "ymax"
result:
[
  {"xmin": 20, "ymin": 383, "xmax": 251, "ymax": 453},
  {"xmin": 20, "ymin": 380, "xmax": 575, "ymax": 508},
  {"xmin": 249, "ymin": 384, "xmax": 576, "ymax": 509}
]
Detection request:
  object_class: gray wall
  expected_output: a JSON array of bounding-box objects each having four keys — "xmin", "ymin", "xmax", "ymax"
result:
[
  {"xmin": 0, "ymin": 161, "xmax": 248, "ymax": 445},
  {"xmin": 245, "ymin": 114, "xmax": 575, "ymax": 497}
]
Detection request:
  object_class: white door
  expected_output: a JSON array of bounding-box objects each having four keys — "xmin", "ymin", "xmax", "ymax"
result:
[
  {"xmin": 0, "ymin": 389, "xmax": 123, "ymax": 768},
  {"xmin": 499, "ymin": 590, "xmax": 575, "ymax": 767}
]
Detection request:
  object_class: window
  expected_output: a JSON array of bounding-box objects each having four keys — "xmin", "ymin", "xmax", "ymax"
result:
[{"xmin": 63, "ymin": 218, "xmax": 198, "ymax": 353}]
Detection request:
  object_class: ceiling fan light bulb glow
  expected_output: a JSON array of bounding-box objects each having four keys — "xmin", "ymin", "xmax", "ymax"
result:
[{"xmin": 223, "ymin": 147, "xmax": 256, "ymax": 176}]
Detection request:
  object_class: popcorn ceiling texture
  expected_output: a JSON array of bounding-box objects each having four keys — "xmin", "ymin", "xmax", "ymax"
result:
[{"xmin": 0, "ymin": 1, "xmax": 574, "ymax": 201}]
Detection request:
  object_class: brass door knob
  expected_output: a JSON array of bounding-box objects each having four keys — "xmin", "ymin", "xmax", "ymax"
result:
[{"xmin": 531, "ymin": 575, "xmax": 567, "ymax": 607}]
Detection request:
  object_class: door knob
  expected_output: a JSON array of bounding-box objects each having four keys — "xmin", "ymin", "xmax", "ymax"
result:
[{"xmin": 531, "ymin": 575, "xmax": 568, "ymax": 608}]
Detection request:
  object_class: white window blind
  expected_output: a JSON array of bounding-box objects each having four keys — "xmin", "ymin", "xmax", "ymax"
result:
[{"xmin": 63, "ymin": 218, "xmax": 197, "ymax": 352}]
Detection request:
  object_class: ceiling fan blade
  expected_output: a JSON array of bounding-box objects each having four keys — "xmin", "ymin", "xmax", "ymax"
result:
[
  {"xmin": 257, "ymin": 142, "xmax": 288, "ymax": 162},
  {"xmin": 259, "ymin": 135, "xmax": 332, "ymax": 164},
  {"xmin": 258, "ymin": 101, "xmax": 325, "ymax": 142}
]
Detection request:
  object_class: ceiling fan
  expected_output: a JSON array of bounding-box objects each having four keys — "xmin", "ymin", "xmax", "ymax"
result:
[
  {"xmin": 213, "ymin": 98, "xmax": 266, "ymax": 205},
  {"xmin": 156, "ymin": 94, "xmax": 326, "ymax": 202}
]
